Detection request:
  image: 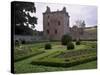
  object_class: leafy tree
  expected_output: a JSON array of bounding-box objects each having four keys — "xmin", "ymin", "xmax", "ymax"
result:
[{"xmin": 11, "ymin": 1, "xmax": 37, "ymax": 35}]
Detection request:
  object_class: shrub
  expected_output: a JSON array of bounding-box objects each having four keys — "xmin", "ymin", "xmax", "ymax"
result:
[
  {"xmin": 45, "ymin": 43, "xmax": 52, "ymax": 49},
  {"xmin": 21, "ymin": 40, "xmax": 26, "ymax": 44},
  {"xmin": 61, "ymin": 34, "xmax": 72, "ymax": 45},
  {"xmin": 14, "ymin": 51, "xmax": 44, "ymax": 62},
  {"xmin": 15, "ymin": 40, "xmax": 20, "ymax": 46},
  {"xmin": 91, "ymin": 43, "xmax": 97, "ymax": 48},
  {"xmin": 67, "ymin": 42, "xmax": 75, "ymax": 50},
  {"xmin": 76, "ymin": 41, "xmax": 80, "ymax": 45},
  {"xmin": 31, "ymin": 55, "xmax": 97, "ymax": 67}
]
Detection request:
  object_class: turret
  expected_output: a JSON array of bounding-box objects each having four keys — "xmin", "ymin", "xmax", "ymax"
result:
[
  {"xmin": 46, "ymin": 6, "xmax": 51, "ymax": 13},
  {"xmin": 62, "ymin": 7, "xmax": 66, "ymax": 12}
]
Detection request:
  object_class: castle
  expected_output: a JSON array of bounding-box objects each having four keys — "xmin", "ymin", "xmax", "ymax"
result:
[
  {"xmin": 43, "ymin": 6, "xmax": 97, "ymax": 41},
  {"xmin": 14, "ymin": 6, "xmax": 97, "ymax": 43},
  {"xmin": 43, "ymin": 6, "xmax": 70, "ymax": 40}
]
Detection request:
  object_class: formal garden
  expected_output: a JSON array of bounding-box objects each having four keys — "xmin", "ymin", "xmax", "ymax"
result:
[
  {"xmin": 12, "ymin": 2, "xmax": 97, "ymax": 74},
  {"xmin": 14, "ymin": 35, "xmax": 97, "ymax": 73}
]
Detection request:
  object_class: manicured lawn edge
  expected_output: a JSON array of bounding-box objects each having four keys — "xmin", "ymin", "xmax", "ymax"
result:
[{"xmin": 31, "ymin": 55, "xmax": 97, "ymax": 67}]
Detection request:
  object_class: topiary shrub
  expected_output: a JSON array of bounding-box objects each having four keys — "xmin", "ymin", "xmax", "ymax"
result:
[
  {"xmin": 45, "ymin": 43, "xmax": 52, "ymax": 49},
  {"xmin": 61, "ymin": 34, "xmax": 72, "ymax": 45},
  {"xmin": 67, "ymin": 42, "xmax": 75, "ymax": 50},
  {"xmin": 15, "ymin": 40, "xmax": 20, "ymax": 46},
  {"xmin": 76, "ymin": 41, "xmax": 80, "ymax": 45},
  {"xmin": 21, "ymin": 40, "xmax": 26, "ymax": 44}
]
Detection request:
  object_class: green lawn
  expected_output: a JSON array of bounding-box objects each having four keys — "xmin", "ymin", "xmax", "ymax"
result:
[
  {"xmin": 14, "ymin": 41, "xmax": 97, "ymax": 73},
  {"xmin": 15, "ymin": 59, "xmax": 97, "ymax": 73}
]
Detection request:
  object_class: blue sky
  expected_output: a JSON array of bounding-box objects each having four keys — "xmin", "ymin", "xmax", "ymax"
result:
[{"xmin": 34, "ymin": 2, "xmax": 97, "ymax": 31}]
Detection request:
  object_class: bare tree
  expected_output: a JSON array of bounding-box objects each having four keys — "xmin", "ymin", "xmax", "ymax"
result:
[
  {"xmin": 73, "ymin": 20, "xmax": 86, "ymax": 41},
  {"xmin": 75, "ymin": 20, "xmax": 85, "ymax": 28}
]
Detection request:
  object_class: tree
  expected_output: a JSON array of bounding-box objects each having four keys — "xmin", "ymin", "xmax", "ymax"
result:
[
  {"xmin": 11, "ymin": 1, "xmax": 37, "ymax": 35},
  {"xmin": 73, "ymin": 20, "xmax": 86, "ymax": 41},
  {"xmin": 75, "ymin": 20, "xmax": 85, "ymax": 28}
]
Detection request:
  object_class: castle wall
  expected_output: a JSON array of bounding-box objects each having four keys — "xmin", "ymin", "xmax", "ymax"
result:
[
  {"xmin": 70, "ymin": 27, "xmax": 97, "ymax": 40},
  {"xmin": 43, "ymin": 7, "xmax": 97, "ymax": 41}
]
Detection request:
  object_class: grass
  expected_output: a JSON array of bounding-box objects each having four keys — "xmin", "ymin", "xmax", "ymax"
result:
[
  {"xmin": 14, "ymin": 41, "xmax": 97, "ymax": 73},
  {"xmin": 85, "ymin": 27, "xmax": 97, "ymax": 33},
  {"xmin": 14, "ymin": 60, "xmax": 97, "ymax": 73},
  {"xmin": 67, "ymin": 60, "xmax": 97, "ymax": 70}
]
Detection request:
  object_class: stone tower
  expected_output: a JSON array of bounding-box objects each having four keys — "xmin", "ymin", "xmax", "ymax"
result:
[{"xmin": 43, "ymin": 6, "xmax": 70, "ymax": 40}]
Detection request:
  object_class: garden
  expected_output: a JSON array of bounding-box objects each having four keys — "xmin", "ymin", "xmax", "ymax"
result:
[{"xmin": 14, "ymin": 35, "xmax": 97, "ymax": 73}]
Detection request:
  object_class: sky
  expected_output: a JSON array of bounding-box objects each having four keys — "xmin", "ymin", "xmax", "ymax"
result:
[{"xmin": 34, "ymin": 2, "xmax": 97, "ymax": 31}]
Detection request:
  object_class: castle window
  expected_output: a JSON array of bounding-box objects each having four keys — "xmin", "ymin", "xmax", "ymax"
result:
[
  {"xmin": 48, "ymin": 15, "xmax": 49, "ymax": 18},
  {"xmin": 58, "ymin": 21, "xmax": 60, "ymax": 26},
  {"xmin": 55, "ymin": 29, "xmax": 57, "ymax": 34},
  {"xmin": 48, "ymin": 22, "xmax": 49, "ymax": 26},
  {"xmin": 47, "ymin": 29, "xmax": 49, "ymax": 34}
]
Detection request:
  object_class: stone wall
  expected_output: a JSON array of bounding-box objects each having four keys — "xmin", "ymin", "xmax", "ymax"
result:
[
  {"xmin": 80, "ymin": 29, "xmax": 97, "ymax": 40},
  {"xmin": 14, "ymin": 35, "xmax": 44, "ymax": 43},
  {"xmin": 70, "ymin": 27, "xmax": 97, "ymax": 40},
  {"xmin": 43, "ymin": 6, "xmax": 97, "ymax": 41}
]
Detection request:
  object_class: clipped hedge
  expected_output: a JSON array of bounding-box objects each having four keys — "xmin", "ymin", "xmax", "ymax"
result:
[
  {"xmin": 15, "ymin": 40, "xmax": 20, "ymax": 46},
  {"xmin": 31, "ymin": 52, "xmax": 97, "ymax": 67},
  {"xmin": 31, "ymin": 55, "xmax": 97, "ymax": 67},
  {"xmin": 61, "ymin": 34, "xmax": 72, "ymax": 45},
  {"xmin": 30, "ymin": 50, "xmax": 63, "ymax": 62},
  {"xmin": 67, "ymin": 42, "xmax": 75, "ymax": 50},
  {"xmin": 58, "ymin": 48, "xmax": 96, "ymax": 58},
  {"xmin": 45, "ymin": 43, "xmax": 52, "ymax": 49},
  {"xmin": 14, "ymin": 51, "xmax": 45, "ymax": 62},
  {"xmin": 76, "ymin": 41, "xmax": 80, "ymax": 45},
  {"xmin": 21, "ymin": 40, "xmax": 26, "ymax": 44}
]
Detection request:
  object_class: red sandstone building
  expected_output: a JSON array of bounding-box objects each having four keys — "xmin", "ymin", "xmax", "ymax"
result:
[
  {"xmin": 43, "ymin": 6, "xmax": 70, "ymax": 40},
  {"xmin": 43, "ymin": 6, "xmax": 96, "ymax": 41}
]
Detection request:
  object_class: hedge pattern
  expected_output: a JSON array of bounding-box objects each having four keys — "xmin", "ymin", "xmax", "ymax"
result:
[{"xmin": 31, "ymin": 48, "xmax": 97, "ymax": 67}]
